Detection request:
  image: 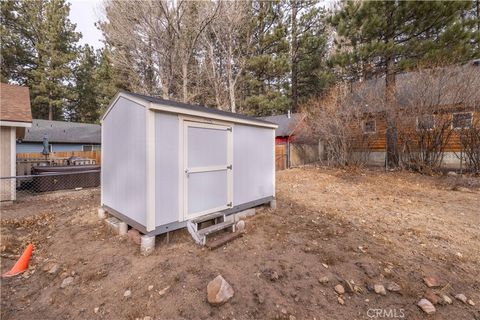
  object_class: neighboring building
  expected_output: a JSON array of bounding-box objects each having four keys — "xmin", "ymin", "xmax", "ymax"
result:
[
  {"xmin": 0, "ymin": 83, "xmax": 32, "ymax": 201},
  {"xmin": 260, "ymin": 112, "xmax": 306, "ymax": 144},
  {"xmin": 17, "ymin": 119, "xmax": 101, "ymax": 153},
  {"xmin": 346, "ymin": 60, "xmax": 480, "ymax": 167}
]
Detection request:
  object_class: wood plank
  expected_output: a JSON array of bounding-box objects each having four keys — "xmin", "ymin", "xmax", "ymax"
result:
[{"xmin": 206, "ymin": 231, "xmax": 244, "ymax": 250}]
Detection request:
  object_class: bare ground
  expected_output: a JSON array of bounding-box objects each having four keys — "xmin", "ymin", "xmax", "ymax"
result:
[{"xmin": 1, "ymin": 167, "xmax": 479, "ymax": 320}]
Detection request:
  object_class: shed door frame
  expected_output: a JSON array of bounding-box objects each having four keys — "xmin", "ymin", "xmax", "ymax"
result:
[{"xmin": 179, "ymin": 117, "xmax": 233, "ymax": 221}]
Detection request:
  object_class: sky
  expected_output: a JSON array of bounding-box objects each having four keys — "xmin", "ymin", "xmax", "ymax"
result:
[{"xmin": 69, "ymin": 0, "xmax": 105, "ymax": 50}]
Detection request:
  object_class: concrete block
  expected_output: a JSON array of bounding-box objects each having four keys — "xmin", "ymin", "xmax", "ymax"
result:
[
  {"xmin": 97, "ymin": 207, "xmax": 107, "ymax": 219},
  {"xmin": 127, "ymin": 229, "xmax": 141, "ymax": 245},
  {"xmin": 118, "ymin": 222, "xmax": 128, "ymax": 236},
  {"xmin": 140, "ymin": 235, "xmax": 155, "ymax": 256},
  {"xmin": 105, "ymin": 217, "xmax": 120, "ymax": 233},
  {"xmin": 269, "ymin": 199, "xmax": 277, "ymax": 209}
]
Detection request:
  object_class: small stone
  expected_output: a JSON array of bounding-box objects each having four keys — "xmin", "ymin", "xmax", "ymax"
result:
[
  {"xmin": 322, "ymin": 263, "xmax": 328, "ymax": 269},
  {"xmin": 455, "ymin": 293, "xmax": 467, "ymax": 303},
  {"xmin": 447, "ymin": 171, "xmax": 457, "ymax": 176},
  {"xmin": 94, "ymin": 307, "xmax": 99, "ymax": 314},
  {"xmin": 423, "ymin": 276, "xmax": 439, "ymax": 288},
  {"xmin": 60, "ymin": 277, "xmax": 74, "ymax": 288},
  {"xmin": 270, "ymin": 271, "xmax": 279, "ymax": 281},
  {"xmin": 236, "ymin": 220, "xmax": 245, "ymax": 232},
  {"xmin": 468, "ymin": 299, "xmax": 475, "ymax": 306},
  {"xmin": 124, "ymin": 290, "xmax": 132, "ymax": 298},
  {"xmin": 143, "ymin": 317, "xmax": 153, "ymax": 320},
  {"xmin": 280, "ymin": 308, "xmax": 288, "ymax": 315},
  {"xmin": 337, "ymin": 296, "xmax": 345, "ymax": 305},
  {"xmin": 441, "ymin": 295, "xmax": 452, "ymax": 305},
  {"xmin": 148, "ymin": 285, "xmax": 154, "ymax": 291},
  {"xmin": 424, "ymin": 290, "xmax": 439, "ymax": 305},
  {"xmin": 158, "ymin": 285, "xmax": 170, "ymax": 296},
  {"xmin": 127, "ymin": 229, "xmax": 142, "ymax": 245},
  {"xmin": 374, "ymin": 284, "xmax": 386, "ymax": 295},
  {"xmin": 418, "ymin": 298, "xmax": 436, "ymax": 314},
  {"xmin": 48, "ymin": 264, "xmax": 60, "ymax": 275},
  {"xmin": 386, "ymin": 282, "xmax": 401, "ymax": 292},
  {"xmin": 207, "ymin": 275, "xmax": 234, "ymax": 306},
  {"xmin": 289, "ymin": 315, "xmax": 296, "ymax": 320},
  {"xmin": 318, "ymin": 276, "xmax": 329, "ymax": 284},
  {"xmin": 334, "ymin": 284, "xmax": 345, "ymax": 295}
]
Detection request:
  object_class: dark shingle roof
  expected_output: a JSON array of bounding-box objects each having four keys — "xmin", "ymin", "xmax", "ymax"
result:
[
  {"xmin": 23, "ymin": 119, "xmax": 101, "ymax": 144},
  {"xmin": 259, "ymin": 113, "xmax": 305, "ymax": 137},
  {"xmin": 122, "ymin": 90, "xmax": 276, "ymax": 127}
]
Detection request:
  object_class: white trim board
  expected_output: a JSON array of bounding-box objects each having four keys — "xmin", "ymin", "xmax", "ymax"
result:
[{"xmin": 0, "ymin": 121, "xmax": 32, "ymax": 128}]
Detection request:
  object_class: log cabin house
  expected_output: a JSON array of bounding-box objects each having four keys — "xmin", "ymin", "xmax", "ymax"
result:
[{"xmin": 346, "ymin": 60, "xmax": 480, "ymax": 168}]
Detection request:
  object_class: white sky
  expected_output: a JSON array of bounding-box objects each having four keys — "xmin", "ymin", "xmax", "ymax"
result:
[{"xmin": 69, "ymin": 0, "xmax": 105, "ymax": 50}]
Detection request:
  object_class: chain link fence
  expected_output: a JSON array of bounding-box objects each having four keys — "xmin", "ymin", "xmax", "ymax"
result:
[{"xmin": 0, "ymin": 170, "xmax": 100, "ymax": 202}]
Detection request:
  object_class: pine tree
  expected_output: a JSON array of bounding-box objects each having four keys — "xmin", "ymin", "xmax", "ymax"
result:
[
  {"xmin": 95, "ymin": 47, "xmax": 118, "ymax": 117},
  {"xmin": 330, "ymin": 0, "xmax": 480, "ymax": 167}
]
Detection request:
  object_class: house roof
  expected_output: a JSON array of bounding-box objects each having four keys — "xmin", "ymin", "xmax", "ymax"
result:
[
  {"xmin": 349, "ymin": 60, "xmax": 480, "ymax": 112},
  {"xmin": 22, "ymin": 119, "xmax": 101, "ymax": 144},
  {"xmin": 0, "ymin": 83, "xmax": 32, "ymax": 123},
  {"xmin": 112, "ymin": 90, "xmax": 276, "ymax": 128},
  {"xmin": 259, "ymin": 113, "xmax": 305, "ymax": 137}
]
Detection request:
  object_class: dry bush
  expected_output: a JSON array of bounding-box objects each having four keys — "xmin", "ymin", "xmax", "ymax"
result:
[
  {"xmin": 301, "ymin": 84, "xmax": 381, "ymax": 167},
  {"xmin": 458, "ymin": 117, "xmax": 480, "ymax": 173},
  {"xmin": 397, "ymin": 62, "xmax": 479, "ymax": 173}
]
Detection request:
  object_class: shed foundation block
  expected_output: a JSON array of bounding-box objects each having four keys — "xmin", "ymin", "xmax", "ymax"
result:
[
  {"xmin": 105, "ymin": 217, "xmax": 120, "ymax": 233},
  {"xmin": 140, "ymin": 235, "xmax": 155, "ymax": 256},
  {"xmin": 269, "ymin": 199, "xmax": 277, "ymax": 209},
  {"xmin": 98, "ymin": 207, "xmax": 107, "ymax": 219}
]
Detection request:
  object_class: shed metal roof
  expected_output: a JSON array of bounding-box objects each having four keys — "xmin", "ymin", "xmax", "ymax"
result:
[
  {"xmin": 22, "ymin": 119, "xmax": 101, "ymax": 144},
  {"xmin": 110, "ymin": 90, "xmax": 277, "ymax": 128}
]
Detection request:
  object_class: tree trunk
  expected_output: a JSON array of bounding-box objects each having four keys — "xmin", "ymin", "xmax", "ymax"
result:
[
  {"xmin": 290, "ymin": 0, "xmax": 298, "ymax": 111},
  {"xmin": 182, "ymin": 62, "xmax": 188, "ymax": 103},
  {"xmin": 385, "ymin": 56, "xmax": 399, "ymax": 168},
  {"xmin": 227, "ymin": 42, "xmax": 236, "ymax": 113},
  {"xmin": 48, "ymin": 90, "xmax": 53, "ymax": 120}
]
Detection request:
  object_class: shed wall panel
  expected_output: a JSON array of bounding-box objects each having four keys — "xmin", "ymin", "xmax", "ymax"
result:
[
  {"xmin": 154, "ymin": 112, "xmax": 179, "ymax": 226},
  {"xmin": 102, "ymin": 97, "xmax": 146, "ymax": 225},
  {"xmin": 233, "ymin": 125, "xmax": 274, "ymax": 205}
]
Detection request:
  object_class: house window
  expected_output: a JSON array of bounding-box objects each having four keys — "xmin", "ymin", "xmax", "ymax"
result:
[
  {"xmin": 416, "ymin": 114, "xmax": 435, "ymax": 131},
  {"xmin": 452, "ymin": 112, "xmax": 473, "ymax": 129},
  {"xmin": 82, "ymin": 145, "xmax": 101, "ymax": 151},
  {"xmin": 362, "ymin": 119, "xmax": 376, "ymax": 134}
]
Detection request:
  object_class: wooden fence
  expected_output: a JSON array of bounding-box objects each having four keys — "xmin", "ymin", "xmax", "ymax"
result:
[
  {"xmin": 16, "ymin": 151, "xmax": 101, "ymax": 176},
  {"xmin": 275, "ymin": 143, "xmax": 320, "ymax": 171}
]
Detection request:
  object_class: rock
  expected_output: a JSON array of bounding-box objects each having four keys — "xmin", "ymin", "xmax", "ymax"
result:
[
  {"xmin": 318, "ymin": 276, "xmax": 329, "ymax": 284},
  {"xmin": 386, "ymin": 282, "xmax": 401, "ymax": 292},
  {"xmin": 289, "ymin": 315, "xmax": 296, "ymax": 320},
  {"xmin": 148, "ymin": 285, "xmax": 154, "ymax": 291},
  {"xmin": 127, "ymin": 229, "xmax": 142, "ymax": 245},
  {"xmin": 48, "ymin": 264, "xmax": 60, "ymax": 275},
  {"xmin": 143, "ymin": 317, "xmax": 153, "ymax": 320},
  {"xmin": 207, "ymin": 275, "xmax": 234, "ymax": 306},
  {"xmin": 60, "ymin": 277, "xmax": 74, "ymax": 288},
  {"xmin": 423, "ymin": 276, "xmax": 440, "ymax": 288},
  {"xmin": 440, "ymin": 295, "xmax": 452, "ymax": 305},
  {"xmin": 124, "ymin": 290, "xmax": 132, "ymax": 298},
  {"xmin": 334, "ymin": 284, "xmax": 345, "ymax": 295},
  {"xmin": 424, "ymin": 290, "xmax": 439, "ymax": 305},
  {"xmin": 94, "ymin": 307, "xmax": 99, "ymax": 314},
  {"xmin": 158, "ymin": 285, "xmax": 170, "ymax": 296},
  {"xmin": 355, "ymin": 262, "xmax": 380, "ymax": 278},
  {"xmin": 322, "ymin": 263, "xmax": 328, "ymax": 269},
  {"xmin": 235, "ymin": 220, "xmax": 245, "ymax": 233},
  {"xmin": 418, "ymin": 298, "xmax": 436, "ymax": 314},
  {"xmin": 337, "ymin": 296, "xmax": 345, "ymax": 305},
  {"xmin": 468, "ymin": 300, "xmax": 475, "ymax": 306},
  {"xmin": 270, "ymin": 271, "xmax": 279, "ymax": 281},
  {"xmin": 447, "ymin": 171, "xmax": 457, "ymax": 176},
  {"xmin": 374, "ymin": 284, "xmax": 386, "ymax": 295},
  {"xmin": 455, "ymin": 293, "xmax": 467, "ymax": 303}
]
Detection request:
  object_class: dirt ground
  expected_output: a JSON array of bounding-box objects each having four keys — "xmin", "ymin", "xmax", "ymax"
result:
[{"xmin": 1, "ymin": 167, "xmax": 479, "ymax": 320}]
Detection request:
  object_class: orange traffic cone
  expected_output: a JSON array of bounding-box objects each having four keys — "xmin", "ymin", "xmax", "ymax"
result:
[{"xmin": 2, "ymin": 244, "xmax": 34, "ymax": 278}]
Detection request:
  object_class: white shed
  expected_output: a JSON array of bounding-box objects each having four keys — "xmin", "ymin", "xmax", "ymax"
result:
[{"xmin": 100, "ymin": 91, "xmax": 276, "ymax": 244}]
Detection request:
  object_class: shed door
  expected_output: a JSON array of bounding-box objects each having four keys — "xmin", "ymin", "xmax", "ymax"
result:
[{"xmin": 183, "ymin": 121, "xmax": 232, "ymax": 220}]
